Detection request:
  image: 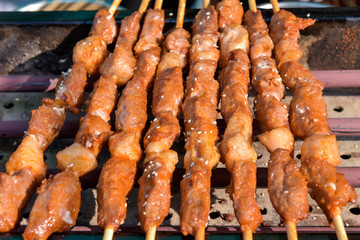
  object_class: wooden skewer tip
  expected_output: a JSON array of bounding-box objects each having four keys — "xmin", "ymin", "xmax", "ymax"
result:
[
  {"xmin": 333, "ymin": 215, "xmax": 349, "ymax": 240},
  {"xmin": 243, "ymin": 228, "xmax": 253, "ymax": 240},
  {"xmin": 145, "ymin": 226, "xmax": 157, "ymax": 240},
  {"xmin": 203, "ymin": 0, "xmax": 210, "ymax": 8},
  {"xmin": 108, "ymin": 0, "xmax": 123, "ymax": 16},
  {"xmin": 270, "ymin": 0, "xmax": 280, "ymax": 13},
  {"xmin": 248, "ymin": 0, "xmax": 257, "ymax": 12},
  {"xmin": 138, "ymin": 0, "xmax": 152, "ymax": 14},
  {"xmin": 154, "ymin": 0, "xmax": 164, "ymax": 10},
  {"xmin": 195, "ymin": 227, "xmax": 205, "ymax": 240},
  {"xmin": 285, "ymin": 221, "xmax": 298, "ymax": 240},
  {"xmin": 103, "ymin": 226, "xmax": 114, "ymax": 240},
  {"xmin": 176, "ymin": 0, "xmax": 186, "ymax": 28}
]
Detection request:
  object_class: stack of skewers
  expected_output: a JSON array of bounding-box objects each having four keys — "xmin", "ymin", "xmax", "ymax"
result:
[{"xmin": 0, "ymin": 0, "xmax": 358, "ymax": 239}]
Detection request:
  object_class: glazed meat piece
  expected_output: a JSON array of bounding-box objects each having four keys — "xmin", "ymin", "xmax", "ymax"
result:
[
  {"xmin": 217, "ymin": 0, "xmax": 243, "ymax": 30},
  {"xmin": 218, "ymin": 25, "xmax": 249, "ymax": 67},
  {"xmin": 6, "ymin": 135, "xmax": 47, "ymax": 183},
  {"xmin": 301, "ymin": 157, "xmax": 357, "ymax": 227},
  {"xmin": 220, "ymin": 112, "xmax": 257, "ymax": 172},
  {"xmin": 134, "ymin": 9, "xmax": 165, "ymax": 55},
  {"xmin": 0, "ymin": 169, "xmax": 36, "ymax": 232},
  {"xmin": 192, "ymin": 6, "xmax": 218, "ymax": 36},
  {"xmin": 26, "ymin": 99, "xmax": 66, "ymax": 151},
  {"xmin": 301, "ymin": 134, "xmax": 341, "ymax": 166},
  {"xmin": 253, "ymin": 95, "xmax": 289, "ymax": 132},
  {"xmin": 115, "ymin": 47, "xmax": 161, "ymax": 132},
  {"xmin": 180, "ymin": 160, "xmax": 211, "ymax": 236},
  {"xmin": 55, "ymin": 62, "xmax": 87, "ymax": 112},
  {"xmin": 251, "ymin": 57, "xmax": 285, "ymax": 101},
  {"xmin": 268, "ymin": 149, "xmax": 309, "ymax": 223},
  {"xmin": 274, "ymin": 39, "xmax": 302, "ymax": 68},
  {"xmin": 73, "ymin": 36, "xmax": 109, "ymax": 75},
  {"xmin": 85, "ymin": 74, "xmax": 118, "ymax": 122},
  {"xmin": 259, "ymin": 126, "xmax": 294, "ymax": 153},
  {"xmin": 23, "ymin": 171, "xmax": 81, "ymax": 240},
  {"xmin": 289, "ymin": 83, "xmax": 331, "ymax": 139},
  {"xmin": 138, "ymin": 150, "xmax": 177, "ymax": 231},
  {"xmin": 269, "ymin": 9, "xmax": 315, "ymax": 47},
  {"xmin": 228, "ymin": 161, "xmax": 262, "ymax": 232},
  {"xmin": 279, "ymin": 61, "xmax": 324, "ymax": 91},
  {"xmin": 100, "ymin": 11, "xmax": 141, "ymax": 86},
  {"xmin": 97, "ymin": 155, "xmax": 137, "ymax": 230},
  {"xmin": 89, "ymin": 9, "xmax": 118, "ymax": 45},
  {"xmin": 151, "ymin": 68, "xmax": 184, "ymax": 117}
]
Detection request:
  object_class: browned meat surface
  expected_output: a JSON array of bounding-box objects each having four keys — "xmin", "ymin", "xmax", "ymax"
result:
[
  {"xmin": 289, "ymin": 83, "xmax": 331, "ymax": 139},
  {"xmin": 97, "ymin": 156, "xmax": 137, "ymax": 230},
  {"xmin": 85, "ymin": 74, "xmax": 118, "ymax": 122},
  {"xmin": 6, "ymin": 135, "xmax": 47, "ymax": 183},
  {"xmin": 138, "ymin": 151, "xmax": 177, "ymax": 231},
  {"xmin": 279, "ymin": 61, "xmax": 324, "ymax": 91},
  {"xmin": 180, "ymin": 161, "xmax": 211, "ymax": 236},
  {"xmin": 115, "ymin": 47, "xmax": 161, "ymax": 132},
  {"xmin": 100, "ymin": 11, "xmax": 141, "ymax": 86},
  {"xmin": 217, "ymin": 0, "xmax": 243, "ymax": 30},
  {"xmin": 218, "ymin": 25, "xmax": 249, "ymax": 67},
  {"xmin": 259, "ymin": 126, "xmax": 294, "ymax": 153},
  {"xmin": 181, "ymin": 6, "xmax": 220, "ymax": 236},
  {"xmin": 23, "ymin": 171, "xmax": 81, "ymax": 240},
  {"xmin": 228, "ymin": 161, "xmax": 262, "ymax": 232},
  {"xmin": 251, "ymin": 57, "xmax": 285, "ymax": 101},
  {"xmin": 244, "ymin": 11, "xmax": 273, "ymax": 61},
  {"xmin": 55, "ymin": 63, "xmax": 87, "ymax": 112},
  {"xmin": 268, "ymin": 149, "xmax": 309, "ymax": 223},
  {"xmin": 97, "ymin": 10, "xmax": 165, "ymax": 232},
  {"xmin": 301, "ymin": 157, "xmax": 357, "ymax": 227},
  {"xmin": 89, "ymin": 9, "xmax": 118, "ymax": 45},
  {"xmin": 220, "ymin": 73, "xmax": 251, "ymax": 123},
  {"xmin": 254, "ymin": 95, "xmax": 289, "ymax": 132},
  {"xmin": 134, "ymin": 9, "xmax": 164, "ymax": 55},
  {"xmin": 26, "ymin": 99, "xmax": 65, "ymax": 152},
  {"xmin": 269, "ymin": 9, "xmax": 315, "ymax": 47},
  {"xmin": 0, "ymin": 169, "xmax": 36, "ymax": 232},
  {"xmin": 301, "ymin": 134, "xmax": 341, "ymax": 166},
  {"xmin": 73, "ymin": 36, "xmax": 109, "ymax": 75},
  {"xmin": 138, "ymin": 28, "xmax": 190, "ymax": 232}
]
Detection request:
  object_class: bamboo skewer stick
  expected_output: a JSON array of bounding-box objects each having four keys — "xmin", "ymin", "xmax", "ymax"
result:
[
  {"xmin": 334, "ymin": 215, "xmax": 349, "ymax": 240},
  {"xmin": 108, "ymin": 0, "xmax": 122, "ymax": 16},
  {"xmin": 286, "ymin": 221, "xmax": 298, "ymax": 240},
  {"xmin": 195, "ymin": 227, "xmax": 205, "ymax": 240},
  {"xmin": 203, "ymin": 0, "xmax": 210, "ymax": 8},
  {"xmin": 103, "ymin": 0, "xmax": 153, "ymax": 236},
  {"xmin": 138, "ymin": 0, "xmax": 152, "ymax": 14},
  {"xmin": 270, "ymin": 0, "xmax": 280, "ymax": 13},
  {"xmin": 146, "ymin": 226, "xmax": 157, "ymax": 240},
  {"xmin": 248, "ymin": 0, "xmax": 257, "ymax": 13},
  {"xmin": 176, "ymin": 0, "xmax": 186, "ymax": 28},
  {"xmin": 243, "ymin": 229, "xmax": 253, "ymax": 240},
  {"xmin": 154, "ymin": 0, "xmax": 164, "ymax": 10}
]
